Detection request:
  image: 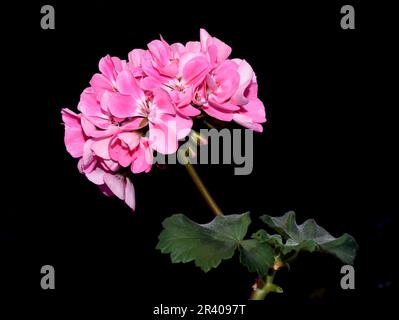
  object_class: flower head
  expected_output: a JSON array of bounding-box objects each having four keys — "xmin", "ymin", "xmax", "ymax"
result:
[{"xmin": 62, "ymin": 29, "xmax": 266, "ymax": 210}]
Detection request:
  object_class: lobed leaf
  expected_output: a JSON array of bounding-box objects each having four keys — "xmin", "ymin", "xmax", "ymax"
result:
[
  {"xmin": 157, "ymin": 213, "xmax": 251, "ymax": 272},
  {"xmin": 259, "ymin": 211, "xmax": 358, "ymax": 264},
  {"xmin": 157, "ymin": 212, "xmax": 275, "ymax": 275}
]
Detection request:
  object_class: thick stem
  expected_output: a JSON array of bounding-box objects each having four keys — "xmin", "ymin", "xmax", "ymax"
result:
[
  {"xmin": 250, "ymin": 271, "xmax": 283, "ymax": 300},
  {"xmin": 184, "ymin": 162, "xmax": 223, "ymax": 216}
]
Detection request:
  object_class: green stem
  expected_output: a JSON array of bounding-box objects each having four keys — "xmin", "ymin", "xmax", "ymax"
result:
[
  {"xmin": 251, "ymin": 270, "xmax": 283, "ymax": 300},
  {"xmin": 184, "ymin": 162, "xmax": 223, "ymax": 216}
]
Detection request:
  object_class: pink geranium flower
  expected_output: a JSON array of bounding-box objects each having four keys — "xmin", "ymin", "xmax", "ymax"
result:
[{"xmin": 61, "ymin": 28, "xmax": 267, "ymax": 210}]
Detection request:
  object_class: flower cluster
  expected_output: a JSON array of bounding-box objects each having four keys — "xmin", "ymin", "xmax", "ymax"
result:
[{"xmin": 62, "ymin": 29, "xmax": 266, "ymax": 210}]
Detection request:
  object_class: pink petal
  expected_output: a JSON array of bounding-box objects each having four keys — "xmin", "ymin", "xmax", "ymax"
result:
[
  {"xmin": 202, "ymin": 103, "xmax": 234, "ymax": 121},
  {"xmin": 240, "ymin": 98, "xmax": 266, "ymax": 122},
  {"xmin": 91, "ymin": 136, "xmax": 112, "ymax": 159},
  {"xmin": 64, "ymin": 129, "xmax": 85, "ymax": 158},
  {"xmin": 116, "ymin": 70, "xmax": 145, "ymax": 101},
  {"xmin": 182, "ymin": 56, "xmax": 209, "ymax": 86},
  {"xmin": 110, "ymin": 56, "xmax": 125, "ymax": 73},
  {"xmin": 99, "ymin": 55, "xmax": 117, "ymax": 82},
  {"xmin": 82, "ymin": 121, "xmax": 118, "ymax": 139},
  {"xmin": 128, "ymin": 49, "xmax": 146, "ymax": 68},
  {"xmin": 152, "ymin": 88, "xmax": 175, "ymax": 115},
  {"xmin": 107, "ymin": 93, "xmax": 137, "ymax": 118},
  {"xmin": 89, "ymin": 73, "xmax": 114, "ymax": 98},
  {"xmin": 82, "ymin": 140, "xmax": 96, "ymax": 171},
  {"xmin": 149, "ymin": 121, "xmax": 178, "ymax": 154},
  {"xmin": 102, "ymin": 159, "xmax": 120, "ymax": 172},
  {"xmin": 131, "ymin": 140, "xmax": 153, "ymax": 174},
  {"xmin": 85, "ymin": 166, "xmax": 106, "ymax": 185},
  {"xmin": 118, "ymin": 132, "xmax": 140, "ymax": 150},
  {"xmin": 141, "ymin": 51, "xmax": 168, "ymax": 82},
  {"xmin": 212, "ymin": 36, "xmax": 232, "ymax": 62},
  {"xmin": 109, "ymin": 137, "xmax": 131, "ymax": 167},
  {"xmin": 62, "ymin": 108, "xmax": 81, "ymax": 127},
  {"xmin": 208, "ymin": 99, "xmax": 240, "ymax": 111},
  {"xmin": 178, "ymin": 104, "xmax": 201, "ymax": 117},
  {"xmin": 231, "ymin": 60, "xmax": 254, "ymax": 105},
  {"xmin": 78, "ymin": 88, "xmax": 104, "ymax": 117},
  {"xmin": 103, "ymin": 173, "xmax": 126, "ymax": 200},
  {"xmin": 148, "ymin": 40, "xmax": 169, "ymax": 66},
  {"xmin": 211, "ymin": 61, "xmax": 240, "ymax": 103},
  {"xmin": 168, "ymin": 86, "xmax": 193, "ymax": 109},
  {"xmin": 233, "ymin": 113, "xmax": 264, "ymax": 132},
  {"xmin": 83, "ymin": 116, "xmax": 110, "ymax": 130},
  {"xmin": 62, "ymin": 109, "xmax": 86, "ymax": 158},
  {"xmin": 185, "ymin": 41, "xmax": 201, "ymax": 53},
  {"xmin": 171, "ymin": 42, "xmax": 186, "ymax": 56},
  {"xmin": 245, "ymin": 83, "xmax": 259, "ymax": 101},
  {"xmin": 200, "ymin": 29, "xmax": 211, "ymax": 52},
  {"xmin": 124, "ymin": 177, "xmax": 136, "ymax": 211},
  {"xmin": 160, "ymin": 62, "xmax": 179, "ymax": 78},
  {"xmin": 200, "ymin": 29, "xmax": 231, "ymax": 63},
  {"xmin": 121, "ymin": 117, "xmax": 148, "ymax": 130},
  {"xmin": 141, "ymin": 77, "xmax": 161, "ymax": 90},
  {"xmin": 175, "ymin": 114, "xmax": 193, "ymax": 140},
  {"xmin": 80, "ymin": 116, "xmax": 97, "ymax": 137}
]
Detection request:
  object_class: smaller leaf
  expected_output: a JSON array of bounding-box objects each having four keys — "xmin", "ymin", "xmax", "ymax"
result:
[
  {"xmin": 261, "ymin": 211, "xmax": 299, "ymax": 239},
  {"xmin": 252, "ymin": 229, "xmax": 284, "ymax": 247},
  {"xmin": 239, "ymin": 239, "xmax": 274, "ymax": 276},
  {"xmin": 260, "ymin": 211, "xmax": 358, "ymax": 264}
]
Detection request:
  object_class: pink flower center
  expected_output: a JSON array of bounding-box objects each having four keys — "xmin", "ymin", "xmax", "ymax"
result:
[{"xmin": 136, "ymin": 100, "xmax": 150, "ymax": 117}]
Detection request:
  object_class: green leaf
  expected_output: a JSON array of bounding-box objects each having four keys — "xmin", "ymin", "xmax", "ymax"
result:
[
  {"xmin": 157, "ymin": 212, "xmax": 276, "ymax": 275},
  {"xmin": 260, "ymin": 211, "xmax": 358, "ymax": 264},
  {"xmin": 260, "ymin": 211, "xmax": 300, "ymax": 239},
  {"xmin": 156, "ymin": 212, "xmax": 251, "ymax": 272},
  {"xmin": 319, "ymin": 233, "xmax": 358, "ymax": 265},
  {"xmin": 239, "ymin": 239, "xmax": 274, "ymax": 276},
  {"xmin": 251, "ymin": 229, "xmax": 298, "ymax": 255},
  {"xmin": 252, "ymin": 229, "xmax": 284, "ymax": 247}
]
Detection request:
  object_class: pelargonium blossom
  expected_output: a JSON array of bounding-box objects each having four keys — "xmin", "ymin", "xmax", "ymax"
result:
[{"xmin": 62, "ymin": 28, "xmax": 266, "ymax": 210}]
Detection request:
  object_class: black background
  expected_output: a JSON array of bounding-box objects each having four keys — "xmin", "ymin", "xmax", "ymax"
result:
[{"xmin": 1, "ymin": 0, "xmax": 397, "ymax": 317}]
